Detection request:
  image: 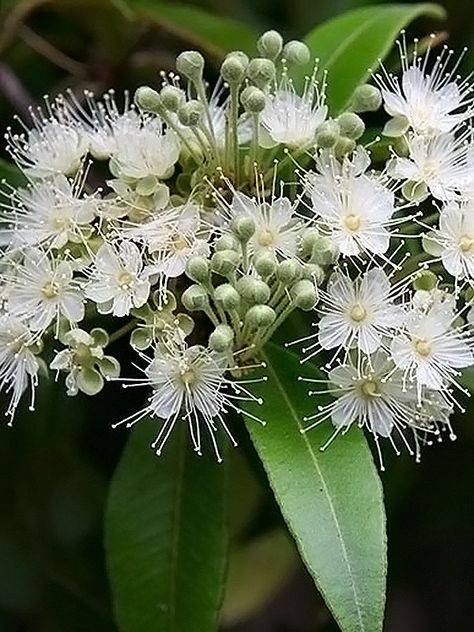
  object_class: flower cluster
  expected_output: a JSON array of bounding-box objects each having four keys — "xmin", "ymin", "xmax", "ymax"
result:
[{"xmin": 1, "ymin": 28, "xmax": 474, "ymax": 465}]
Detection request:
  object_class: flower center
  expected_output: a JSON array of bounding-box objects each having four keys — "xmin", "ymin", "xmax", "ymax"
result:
[
  {"xmin": 360, "ymin": 378, "xmax": 381, "ymax": 399},
  {"xmin": 169, "ymin": 233, "xmax": 188, "ymax": 251},
  {"xmin": 349, "ymin": 303, "xmax": 367, "ymax": 323},
  {"xmin": 179, "ymin": 363, "xmax": 198, "ymax": 386},
  {"xmin": 414, "ymin": 338, "xmax": 432, "ymax": 357},
  {"xmin": 118, "ymin": 271, "xmax": 134, "ymax": 290},
  {"xmin": 342, "ymin": 213, "xmax": 361, "ymax": 232},
  {"xmin": 458, "ymin": 234, "xmax": 474, "ymax": 253},
  {"xmin": 257, "ymin": 228, "xmax": 275, "ymax": 247},
  {"xmin": 422, "ymin": 161, "xmax": 438, "ymax": 181},
  {"xmin": 41, "ymin": 280, "xmax": 60, "ymax": 299}
]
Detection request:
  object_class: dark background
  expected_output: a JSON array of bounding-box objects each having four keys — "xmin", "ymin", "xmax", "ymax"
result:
[{"xmin": 0, "ymin": 1, "xmax": 473, "ymax": 630}]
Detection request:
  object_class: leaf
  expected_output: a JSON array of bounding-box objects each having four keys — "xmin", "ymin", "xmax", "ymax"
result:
[
  {"xmin": 105, "ymin": 420, "xmax": 229, "ymax": 632},
  {"xmin": 123, "ymin": 0, "xmax": 258, "ymax": 59},
  {"xmin": 303, "ymin": 3, "xmax": 446, "ymax": 113},
  {"xmin": 243, "ymin": 343, "xmax": 387, "ymax": 632},
  {"xmin": 0, "ymin": 158, "xmax": 25, "ymax": 187}
]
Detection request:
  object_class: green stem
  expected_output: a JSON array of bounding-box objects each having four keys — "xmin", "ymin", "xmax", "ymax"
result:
[{"xmin": 108, "ymin": 319, "xmax": 138, "ymax": 346}]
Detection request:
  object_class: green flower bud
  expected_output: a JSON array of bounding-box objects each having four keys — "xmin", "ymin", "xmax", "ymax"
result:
[
  {"xmin": 310, "ymin": 236, "xmax": 339, "ymax": 266},
  {"xmin": 221, "ymin": 55, "xmax": 246, "ymax": 85},
  {"xmin": 214, "ymin": 234, "xmax": 239, "ymax": 251},
  {"xmin": 253, "ymin": 252, "xmax": 277, "ymax": 278},
  {"xmin": 334, "ymin": 135, "xmax": 356, "ymax": 158},
  {"xmin": 209, "ymin": 324, "xmax": 234, "ymax": 352},
  {"xmin": 240, "ymin": 86, "xmax": 267, "ymax": 113},
  {"xmin": 350, "ymin": 84, "xmax": 382, "ymax": 113},
  {"xmin": 257, "ymin": 30, "xmax": 284, "ymax": 60},
  {"xmin": 315, "ymin": 120, "xmax": 340, "ymax": 148},
  {"xmin": 232, "ymin": 215, "xmax": 256, "ymax": 241},
  {"xmin": 211, "ymin": 250, "xmax": 240, "ymax": 276},
  {"xmin": 226, "ymin": 51, "xmax": 250, "ymax": 69},
  {"xmin": 301, "ymin": 263, "xmax": 325, "ymax": 284},
  {"xmin": 290, "ymin": 279, "xmax": 318, "ymax": 311},
  {"xmin": 135, "ymin": 86, "xmax": 162, "ymax": 113},
  {"xmin": 186, "ymin": 255, "xmax": 210, "ymax": 283},
  {"xmin": 181, "ymin": 284, "xmax": 209, "ymax": 311},
  {"xmin": 402, "ymin": 180, "xmax": 428, "ymax": 203},
  {"xmin": 465, "ymin": 287, "xmax": 474, "ymax": 303},
  {"xmin": 282, "ymin": 40, "xmax": 311, "ymax": 66},
  {"xmin": 337, "ymin": 112, "xmax": 365, "ymax": 140},
  {"xmin": 245, "ymin": 304, "xmax": 276, "ymax": 328},
  {"xmin": 276, "ymin": 259, "xmax": 301, "ymax": 285},
  {"xmin": 160, "ymin": 85, "xmax": 185, "ymax": 112},
  {"xmin": 300, "ymin": 228, "xmax": 320, "ymax": 257},
  {"xmin": 214, "ymin": 283, "xmax": 241, "ymax": 311},
  {"xmin": 236, "ymin": 276, "xmax": 271, "ymax": 305},
  {"xmin": 246, "ymin": 58, "xmax": 276, "ymax": 89},
  {"xmin": 178, "ymin": 100, "xmax": 204, "ymax": 127},
  {"xmin": 413, "ymin": 270, "xmax": 438, "ymax": 292},
  {"xmin": 176, "ymin": 50, "xmax": 205, "ymax": 82}
]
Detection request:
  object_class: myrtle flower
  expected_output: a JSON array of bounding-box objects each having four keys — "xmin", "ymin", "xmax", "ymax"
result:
[
  {"xmin": 7, "ymin": 249, "xmax": 84, "ymax": 334},
  {"xmin": 84, "ymin": 240, "xmax": 151, "ymax": 317}
]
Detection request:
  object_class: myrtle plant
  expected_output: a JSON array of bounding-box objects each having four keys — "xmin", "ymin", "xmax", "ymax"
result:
[{"xmin": 0, "ymin": 2, "xmax": 471, "ymax": 631}]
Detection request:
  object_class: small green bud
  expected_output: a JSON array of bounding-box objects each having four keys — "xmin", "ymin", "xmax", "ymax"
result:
[
  {"xmin": 413, "ymin": 270, "xmax": 438, "ymax": 292},
  {"xmin": 232, "ymin": 215, "xmax": 256, "ymax": 241},
  {"xmin": 465, "ymin": 287, "xmax": 474, "ymax": 303},
  {"xmin": 300, "ymin": 228, "xmax": 320, "ymax": 257},
  {"xmin": 211, "ymin": 250, "xmax": 240, "ymax": 276},
  {"xmin": 257, "ymin": 30, "xmax": 284, "ymax": 59},
  {"xmin": 253, "ymin": 252, "xmax": 277, "ymax": 278},
  {"xmin": 334, "ymin": 135, "xmax": 356, "ymax": 158},
  {"xmin": 301, "ymin": 263, "xmax": 325, "ymax": 284},
  {"xmin": 236, "ymin": 276, "xmax": 271, "ymax": 305},
  {"xmin": 240, "ymin": 86, "xmax": 267, "ymax": 113},
  {"xmin": 181, "ymin": 284, "xmax": 209, "ymax": 311},
  {"xmin": 186, "ymin": 255, "xmax": 209, "ymax": 283},
  {"xmin": 178, "ymin": 100, "xmax": 204, "ymax": 127},
  {"xmin": 226, "ymin": 51, "xmax": 249, "ymax": 69},
  {"xmin": 176, "ymin": 50, "xmax": 205, "ymax": 82},
  {"xmin": 282, "ymin": 40, "xmax": 311, "ymax": 66},
  {"xmin": 160, "ymin": 85, "xmax": 185, "ymax": 112},
  {"xmin": 315, "ymin": 120, "xmax": 340, "ymax": 148},
  {"xmin": 337, "ymin": 112, "xmax": 365, "ymax": 140},
  {"xmin": 221, "ymin": 56, "xmax": 246, "ymax": 85},
  {"xmin": 350, "ymin": 84, "xmax": 382, "ymax": 113},
  {"xmin": 209, "ymin": 324, "xmax": 234, "ymax": 352},
  {"xmin": 290, "ymin": 279, "xmax": 318, "ymax": 311},
  {"xmin": 310, "ymin": 236, "xmax": 339, "ymax": 266},
  {"xmin": 214, "ymin": 284, "xmax": 241, "ymax": 311},
  {"xmin": 245, "ymin": 305, "xmax": 276, "ymax": 329},
  {"xmin": 277, "ymin": 259, "xmax": 301, "ymax": 285},
  {"xmin": 246, "ymin": 58, "xmax": 276, "ymax": 89},
  {"xmin": 214, "ymin": 234, "xmax": 239, "ymax": 251},
  {"xmin": 135, "ymin": 86, "xmax": 162, "ymax": 113}
]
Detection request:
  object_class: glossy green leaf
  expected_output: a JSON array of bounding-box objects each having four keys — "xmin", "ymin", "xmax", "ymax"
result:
[
  {"xmin": 303, "ymin": 3, "xmax": 446, "ymax": 113},
  {"xmin": 105, "ymin": 421, "xmax": 229, "ymax": 632},
  {"xmin": 243, "ymin": 343, "xmax": 387, "ymax": 632},
  {"xmin": 0, "ymin": 158, "xmax": 24, "ymax": 187},
  {"xmin": 124, "ymin": 0, "xmax": 258, "ymax": 59}
]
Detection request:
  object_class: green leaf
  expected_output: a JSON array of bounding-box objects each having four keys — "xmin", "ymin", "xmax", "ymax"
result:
[
  {"xmin": 303, "ymin": 3, "xmax": 446, "ymax": 113},
  {"xmin": 105, "ymin": 421, "xmax": 229, "ymax": 632},
  {"xmin": 0, "ymin": 158, "xmax": 25, "ymax": 187},
  {"xmin": 123, "ymin": 0, "xmax": 258, "ymax": 59},
  {"xmin": 243, "ymin": 343, "xmax": 387, "ymax": 632}
]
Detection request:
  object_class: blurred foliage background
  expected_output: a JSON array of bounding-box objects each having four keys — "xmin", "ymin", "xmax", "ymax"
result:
[{"xmin": 0, "ymin": 1, "xmax": 473, "ymax": 631}]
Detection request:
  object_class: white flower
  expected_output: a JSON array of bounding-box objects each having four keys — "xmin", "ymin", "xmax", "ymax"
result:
[
  {"xmin": 375, "ymin": 40, "xmax": 473, "ymax": 136},
  {"xmin": 0, "ymin": 315, "xmax": 42, "ymax": 422},
  {"xmin": 8, "ymin": 249, "xmax": 84, "ymax": 333},
  {"xmin": 388, "ymin": 133, "xmax": 469, "ymax": 200},
  {"xmin": 305, "ymin": 148, "xmax": 396, "ymax": 256},
  {"xmin": 85, "ymin": 240, "xmax": 151, "ymax": 317}
]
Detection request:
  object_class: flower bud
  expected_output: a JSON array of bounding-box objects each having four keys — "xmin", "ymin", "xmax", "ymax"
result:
[
  {"xmin": 301, "ymin": 263, "xmax": 325, "ymax": 284},
  {"xmin": 236, "ymin": 276, "xmax": 271, "ymax": 304},
  {"xmin": 135, "ymin": 86, "xmax": 162, "ymax": 113},
  {"xmin": 290, "ymin": 279, "xmax": 318, "ymax": 310},
  {"xmin": 310, "ymin": 236, "xmax": 339, "ymax": 266},
  {"xmin": 211, "ymin": 250, "xmax": 240, "ymax": 275},
  {"xmin": 178, "ymin": 100, "xmax": 204, "ymax": 127},
  {"xmin": 176, "ymin": 50, "xmax": 205, "ymax": 82},
  {"xmin": 413, "ymin": 270, "xmax": 438, "ymax": 292},
  {"xmin": 214, "ymin": 283, "xmax": 241, "ymax": 311},
  {"xmin": 186, "ymin": 255, "xmax": 209, "ymax": 283},
  {"xmin": 181, "ymin": 284, "xmax": 209, "ymax": 311},
  {"xmin": 226, "ymin": 51, "xmax": 250, "ymax": 69},
  {"xmin": 350, "ymin": 84, "xmax": 382, "ymax": 113},
  {"xmin": 334, "ymin": 136, "xmax": 356, "ymax": 158},
  {"xmin": 300, "ymin": 228, "xmax": 320, "ymax": 257},
  {"xmin": 232, "ymin": 215, "xmax": 256, "ymax": 241},
  {"xmin": 246, "ymin": 58, "xmax": 276, "ymax": 89},
  {"xmin": 209, "ymin": 324, "xmax": 234, "ymax": 352},
  {"xmin": 214, "ymin": 234, "xmax": 239, "ymax": 251},
  {"xmin": 315, "ymin": 120, "xmax": 340, "ymax": 148},
  {"xmin": 245, "ymin": 304, "xmax": 276, "ymax": 329},
  {"xmin": 221, "ymin": 56, "xmax": 246, "ymax": 85},
  {"xmin": 253, "ymin": 252, "xmax": 277, "ymax": 278},
  {"xmin": 337, "ymin": 112, "xmax": 365, "ymax": 140},
  {"xmin": 282, "ymin": 40, "xmax": 311, "ymax": 66},
  {"xmin": 160, "ymin": 85, "xmax": 185, "ymax": 112},
  {"xmin": 240, "ymin": 86, "xmax": 267, "ymax": 113},
  {"xmin": 257, "ymin": 30, "xmax": 284, "ymax": 60},
  {"xmin": 465, "ymin": 287, "xmax": 474, "ymax": 303},
  {"xmin": 276, "ymin": 259, "xmax": 301, "ymax": 285}
]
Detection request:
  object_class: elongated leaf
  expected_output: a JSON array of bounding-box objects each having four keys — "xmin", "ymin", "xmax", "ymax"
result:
[
  {"xmin": 124, "ymin": 0, "xmax": 258, "ymax": 58},
  {"xmin": 303, "ymin": 3, "xmax": 446, "ymax": 113},
  {"xmin": 105, "ymin": 421, "xmax": 229, "ymax": 632},
  {"xmin": 0, "ymin": 158, "xmax": 24, "ymax": 187},
  {"xmin": 243, "ymin": 343, "xmax": 386, "ymax": 632}
]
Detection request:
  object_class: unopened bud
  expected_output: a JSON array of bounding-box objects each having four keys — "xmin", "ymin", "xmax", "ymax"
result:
[
  {"xmin": 178, "ymin": 100, "xmax": 204, "ymax": 127},
  {"xmin": 350, "ymin": 84, "xmax": 382, "ymax": 113},
  {"xmin": 176, "ymin": 50, "xmax": 205, "ymax": 82},
  {"xmin": 181, "ymin": 284, "xmax": 209, "ymax": 311},
  {"xmin": 310, "ymin": 236, "xmax": 339, "ymax": 266},
  {"xmin": 282, "ymin": 40, "xmax": 311, "ymax": 66},
  {"xmin": 245, "ymin": 305, "xmax": 276, "ymax": 328},
  {"xmin": 209, "ymin": 324, "xmax": 234, "ymax": 351},
  {"xmin": 186, "ymin": 255, "xmax": 209, "ymax": 283},
  {"xmin": 135, "ymin": 86, "xmax": 162, "ymax": 113},
  {"xmin": 337, "ymin": 112, "xmax": 365, "ymax": 140},
  {"xmin": 214, "ymin": 284, "xmax": 241, "ymax": 311},
  {"xmin": 253, "ymin": 252, "xmax": 277, "ymax": 278},
  {"xmin": 277, "ymin": 259, "xmax": 301, "ymax": 285},
  {"xmin": 301, "ymin": 263, "xmax": 325, "ymax": 284},
  {"xmin": 236, "ymin": 276, "xmax": 271, "ymax": 305},
  {"xmin": 240, "ymin": 86, "xmax": 267, "ymax": 113},
  {"xmin": 160, "ymin": 85, "xmax": 185, "ymax": 112},
  {"xmin": 334, "ymin": 135, "xmax": 356, "ymax": 158},
  {"xmin": 214, "ymin": 234, "xmax": 239, "ymax": 251},
  {"xmin": 413, "ymin": 270, "xmax": 438, "ymax": 292},
  {"xmin": 226, "ymin": 51, "xmax": 249, "ymax": 69},
  {"xmin": 247, "ymin": 58, "xmax": 276, "ymax": 89},
  {"xmin": 257, "ymin": 30, "xmax": 284, "ymax": 60},
  {"xmin": 211, "ymin": 250, "xmax": 240, "ymax": 275},
  {"xmin": 300, "ymin": 228, "xmax": 320, "ymax": 257},
  {"xmin": 291, "ymin": 279, "xmax": 318, "ymax": 310},
  {"xmin": 315, "ymin": 120, "xmax": 340, "ymax": 148},
  {"xmin": 232, "ymin": 215, "xmax": 256, "ymax": 241},
  {"xmin": 221, "ymin": 56, "xmax": 246, "ymax": 85}
]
